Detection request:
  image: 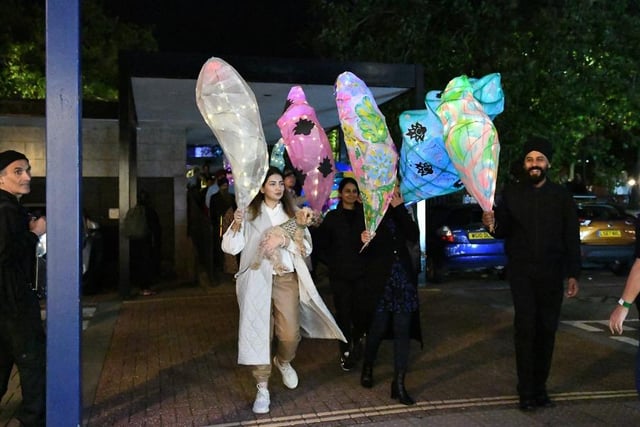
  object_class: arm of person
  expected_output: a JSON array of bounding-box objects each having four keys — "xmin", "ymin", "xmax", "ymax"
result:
[
  {"xmin": 221, "ymin": 208, "xmax": 245, "ymax": 255},
  {"xmin": 609, "ymin": 257, "xmax": 640, "ymax": 335},
  {"xmin": 609, "ymin": 258, "xmax": 640, "ymax": 334},
  {"xmin": 610, "ymin": 217, "xmax": 640, "ymax": 334},
  {"xmin": 483, "ymin": 191, "xmax": 510, "ymax": 238}
]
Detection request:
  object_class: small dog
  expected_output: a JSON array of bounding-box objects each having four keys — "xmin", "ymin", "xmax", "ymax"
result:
[{"xmin": 251, "ymin": 207, "xmax": 315, "ymax": 275}]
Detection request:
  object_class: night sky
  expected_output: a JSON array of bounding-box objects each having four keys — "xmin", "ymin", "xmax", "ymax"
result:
[{"xmin": 106, "ymin": 0, "xmax": 315, "ymax": 57}]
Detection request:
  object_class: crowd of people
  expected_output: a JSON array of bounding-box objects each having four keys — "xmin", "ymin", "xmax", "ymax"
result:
[{"xmin": 3, "ymin": 139, "xmax": 640, "ymax": 421}]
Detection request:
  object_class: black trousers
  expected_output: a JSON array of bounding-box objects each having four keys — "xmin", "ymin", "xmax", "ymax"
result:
[
  {"xmin": 363, "ymin": 310, "xmax": 411, "ymax": 372},
  {"xmin": 508, "ymin": 262, "xmax": 564, "ymax": 399},
  {"xmin": 330, "ymin": 276, "xmax": 367, "ymax": 354},
  {"xmin": 0, "ymin": 296, "xmax": 46, "ymax": 427}
]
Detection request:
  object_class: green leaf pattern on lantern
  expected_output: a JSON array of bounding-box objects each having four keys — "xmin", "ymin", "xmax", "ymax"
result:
[{"xmin": 355, "ymin": 96, "xmax": 388, "ymax": 144}]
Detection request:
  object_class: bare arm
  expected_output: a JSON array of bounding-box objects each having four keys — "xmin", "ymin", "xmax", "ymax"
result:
[{"xmin": 609, "ymin": 258, "xmax": 640, "ymax": 334}]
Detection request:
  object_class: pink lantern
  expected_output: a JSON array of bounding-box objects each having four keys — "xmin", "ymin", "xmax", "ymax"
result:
[{"xmin": 277, "ymin": 86, "xmax": 336, "ymax": 212}]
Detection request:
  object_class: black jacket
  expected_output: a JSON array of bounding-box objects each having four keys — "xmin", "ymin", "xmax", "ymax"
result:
[
  {"xmin": 361, "ymin": 204, "xmax": 422, "ymax": 345},
  {"xmin": 493, "ymin": 179, "xmax": 581, "ymax": 279},
  {"xmin": 315, "ymin": 202, "xmax": 366, "ymax": 280},
  {"xmin": 0, "ymin": 189, "xmax": 40, "ymax": 316}
]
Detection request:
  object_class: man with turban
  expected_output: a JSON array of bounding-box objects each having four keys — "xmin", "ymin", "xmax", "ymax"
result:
[{"xmin": 482, "ymin": 137, "xmax": 581, "ymax": 411}]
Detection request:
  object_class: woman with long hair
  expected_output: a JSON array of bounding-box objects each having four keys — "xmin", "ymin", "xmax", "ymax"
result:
[{"xmin": 222, "ymin": 166, "xmax": 344, "ymax": 414}]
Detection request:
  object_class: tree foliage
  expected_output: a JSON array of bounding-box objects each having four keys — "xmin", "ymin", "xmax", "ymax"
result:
[
  {"xmin": 0, "ymin": 0, "xmax": 157, "ymax": 101},
  {"xmin": 306, "ymin": 0, "xmax": 640, "ymax": 188}
]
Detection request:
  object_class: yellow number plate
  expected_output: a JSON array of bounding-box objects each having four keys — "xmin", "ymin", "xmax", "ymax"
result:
[
  {"xmin": 598, "ymin": 230, "xmax": 621, "ymax": 237},
  {"xmin": 468, "ymin": 231, "xmax": 493, "ymax": 239}
]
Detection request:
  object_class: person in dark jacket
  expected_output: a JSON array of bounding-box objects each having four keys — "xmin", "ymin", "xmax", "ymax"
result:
[
  {"xmin": 0, "ymin": 150, "xmax": 46, "ymax": 427},
  {"xmin": 359, "ymin": 182, "xmax": 422, "ymax": 405},
  {"xmin": 482, "ymin": 136, "xmax": 580, "ymax": 411},
  {"xmin": 315, "ymin": 177, "xmax": 367, "ymax": 371},
  {"xmin": 129, "ymin": 190, "xmax": 162, "ymax": 296}
]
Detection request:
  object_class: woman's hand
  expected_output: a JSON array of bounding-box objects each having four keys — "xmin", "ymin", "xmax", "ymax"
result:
[
  {"xmin": 231, "ymin": 209, "xmax": 244, "ymax": 232},
  {"xmin": 360, "ymin": 230, "xmax": 375, "ymax": 244}
]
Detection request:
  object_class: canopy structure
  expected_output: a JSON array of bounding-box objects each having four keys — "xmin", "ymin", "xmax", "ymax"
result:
[{"xmin": 122, "ymin": 52, "xmax": 424, "ymax": 147}]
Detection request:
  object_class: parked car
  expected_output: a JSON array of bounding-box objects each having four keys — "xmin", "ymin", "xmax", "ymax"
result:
[
  {"xmin": 425, "ymin": 203, "xmax": 507, "ymax": 283},
  {"xmin": 576, "ymin": 202, "xmax": 636, "ymax": 275}
]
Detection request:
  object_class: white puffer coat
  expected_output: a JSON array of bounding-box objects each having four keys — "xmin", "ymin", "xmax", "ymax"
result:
[{"xmin": 222, "ymin": 204, "xmax": 346, "ymax": 365}]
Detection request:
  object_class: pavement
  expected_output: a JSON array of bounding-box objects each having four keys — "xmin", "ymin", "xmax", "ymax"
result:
[{"xmin": 2, "ymin": 271, "xmax": 640, "ymax": 426}]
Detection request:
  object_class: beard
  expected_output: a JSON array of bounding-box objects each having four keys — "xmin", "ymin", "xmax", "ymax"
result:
[{"xmin": 526, "ymin": 166, "xmax": 547, "ymax": 184}]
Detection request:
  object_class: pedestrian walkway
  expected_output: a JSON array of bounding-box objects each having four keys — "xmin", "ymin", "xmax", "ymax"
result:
[{"xmin": 2, "ymin": 277, "xmax": 640, "ymax": 426}]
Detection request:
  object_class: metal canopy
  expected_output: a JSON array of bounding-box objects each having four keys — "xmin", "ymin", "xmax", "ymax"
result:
[
  {"xmin": 131, "ymin": 77, "xmax": 410, "ymax": 146},
  {"xmin": 124, "ymin": 53, "xmax": 425, "ymax": 146}
]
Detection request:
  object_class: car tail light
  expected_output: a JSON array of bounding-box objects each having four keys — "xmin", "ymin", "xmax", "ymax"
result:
[{"xmin": 436, "ymin": 226, "xmax": 455, "ymax": 243}]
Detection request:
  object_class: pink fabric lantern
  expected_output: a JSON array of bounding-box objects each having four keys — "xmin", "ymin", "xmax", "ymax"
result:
[{"xmin": 277, "ymin": 86, "xmax": 336, "ymax": 212}]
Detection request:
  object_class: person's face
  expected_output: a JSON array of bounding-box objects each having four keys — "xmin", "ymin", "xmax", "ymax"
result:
[
  {"xmin": 340, "ymin": 182, "xmax": 359, "ymax": 204},
  {"xmin": 261, "ymin": 173, "xmax": 285, "ymax": 203},
  {"xmin": 284, "ymin": 174, "xmax": 296, "ymax": 190},
  {"xmin": 523, "ymin": 150, "xmax": 549, "ymax": 185},
  {"xmin": 0, "ymin": 159, "xmax": 32, "ymax": 197}
]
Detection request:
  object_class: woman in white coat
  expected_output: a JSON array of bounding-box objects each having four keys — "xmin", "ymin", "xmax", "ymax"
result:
[{"xmin": 222, "ymin": 166, "xmax": 345, "ymax": 414}]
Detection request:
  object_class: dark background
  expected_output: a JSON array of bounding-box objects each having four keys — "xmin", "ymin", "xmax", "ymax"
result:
[{"xmin": 106, "ymin": 0, "xmax": 315, "ymax": 57}]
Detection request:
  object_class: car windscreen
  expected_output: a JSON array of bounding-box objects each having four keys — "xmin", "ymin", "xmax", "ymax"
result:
[
  {"xmin": 577, "ymin": 205, "xmax": 624, "ymax": 221},
  {"xmin": 430, "ymin": 205, "xmax": 483, "ymax": 229}
]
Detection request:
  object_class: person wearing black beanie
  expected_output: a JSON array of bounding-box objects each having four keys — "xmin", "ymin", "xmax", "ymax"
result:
[
  {"xmin": 481, "ymin": 137, "xmax": 581, "ymax": 412},
  {"xmin": 0, "ymin": 150, "xmax": 47, "ymax": 426}
]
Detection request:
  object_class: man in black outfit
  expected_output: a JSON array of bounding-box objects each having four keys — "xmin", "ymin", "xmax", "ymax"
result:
[
  {"xmin": 482, "ymin": 137, "xmax": 580, "ymax": 411},
  {"xmin": 0, "ymin": 150, "xmax": 47, "ymax": 427}
]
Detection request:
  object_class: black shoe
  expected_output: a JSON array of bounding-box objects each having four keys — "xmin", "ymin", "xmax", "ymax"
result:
[
  {"xmin": 391, "ymin": 372, "xmax": 415, "ymax": 406},
  {"xmin": 361, "ymin": 362, "xmax": 373, "ymax": 388},
  {"xmin": 518, "ymin": 398, "xmax": 537, "ymax": 411},
  {"xmin": 340, "ymin": 352, "xmax": 356, "ymax": 371},
  {"xmin": 535, "ymin": 394, "xmax": 555, "ymax": 408}
]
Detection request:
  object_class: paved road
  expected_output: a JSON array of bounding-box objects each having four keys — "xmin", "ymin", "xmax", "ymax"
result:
[{"xmin": 2, "ymin": 268, "xmax": 640, "ymax": 426}]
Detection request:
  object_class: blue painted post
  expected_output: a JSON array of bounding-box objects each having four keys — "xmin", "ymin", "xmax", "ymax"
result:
[{"xmin": 46, "ymin": 0, "xmax": 82, "ymax": 425}]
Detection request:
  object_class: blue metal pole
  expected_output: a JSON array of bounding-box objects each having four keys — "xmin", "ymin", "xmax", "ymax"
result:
[{"xmin": 45, "ymin": 0, "xmax": 82, "ymax": 425}]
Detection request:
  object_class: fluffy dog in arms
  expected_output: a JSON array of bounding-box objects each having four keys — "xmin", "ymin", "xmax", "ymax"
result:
[{"xmin": 251, "ymin": 207, "xmax": 315, "ymax": 274}]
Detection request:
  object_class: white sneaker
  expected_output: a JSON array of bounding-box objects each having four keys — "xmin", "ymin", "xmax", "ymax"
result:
[
  {"xmin": 273, "ymin": 356, "xmax": 299, "ymax": 389},
  {"xmin": 252, "ymin": 384, "xmax": 270, "ymax": 414}
]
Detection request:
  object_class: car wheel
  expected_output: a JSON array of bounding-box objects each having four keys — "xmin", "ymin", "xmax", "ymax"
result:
[{"xmin": 426, "ymin": 257, "xmax": 444, "ymax": 283}]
